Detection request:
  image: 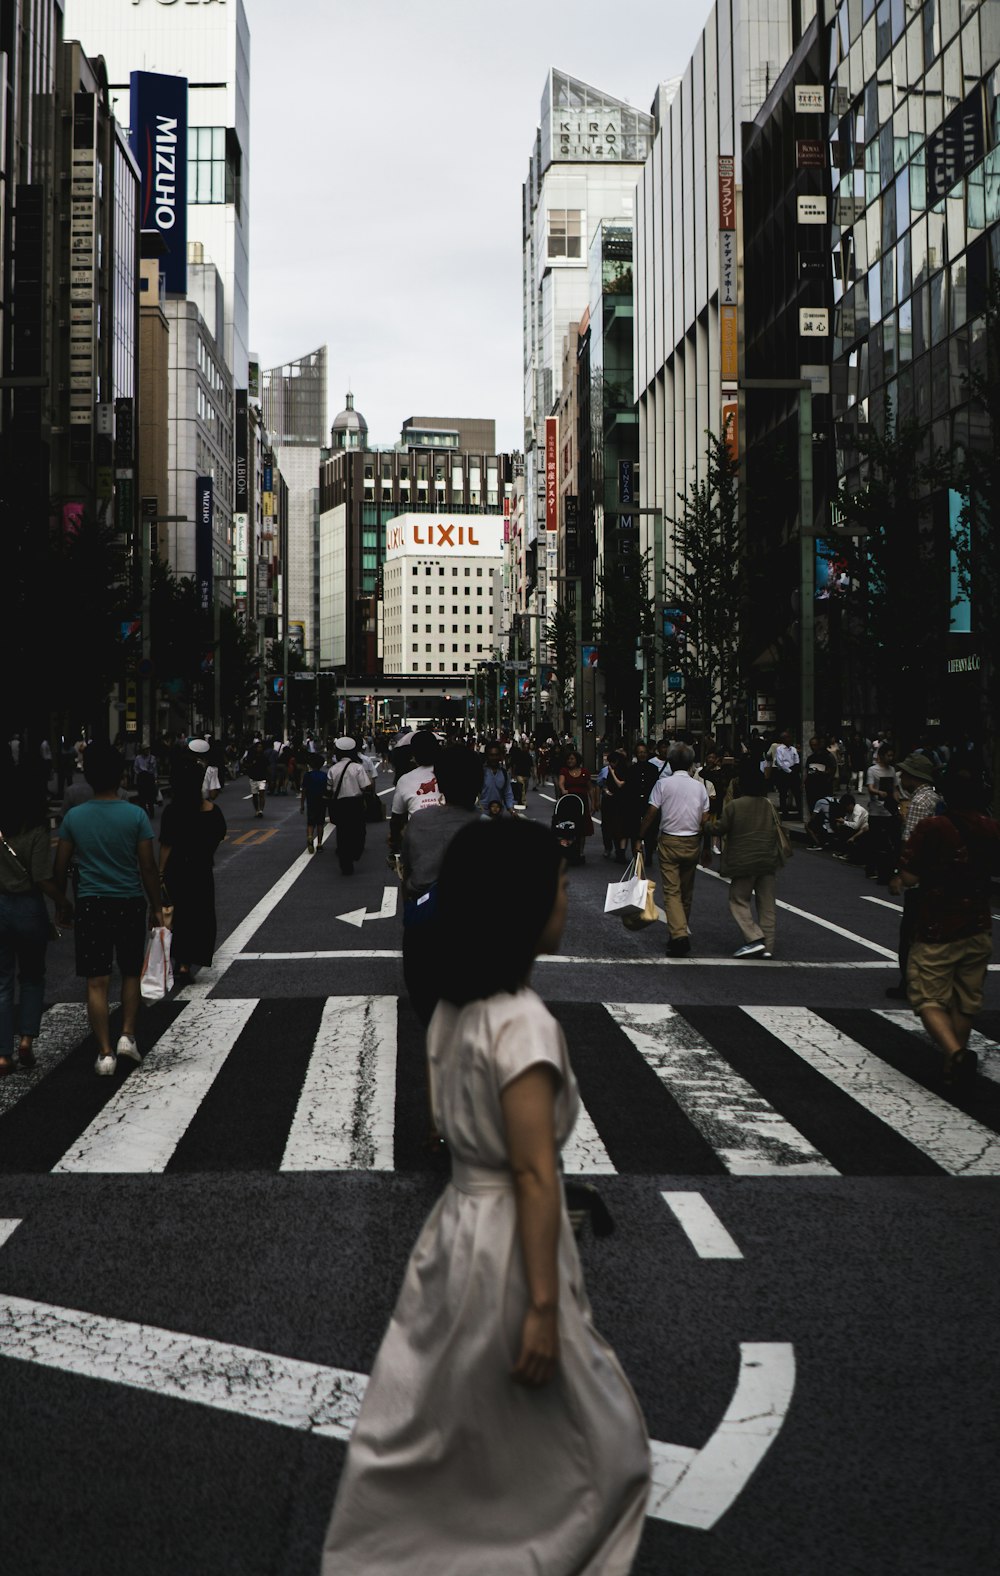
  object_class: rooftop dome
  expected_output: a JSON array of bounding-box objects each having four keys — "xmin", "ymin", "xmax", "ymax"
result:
[{"xmin": 331, "ymin": 390, "xmax": 368, "ymax": 449}]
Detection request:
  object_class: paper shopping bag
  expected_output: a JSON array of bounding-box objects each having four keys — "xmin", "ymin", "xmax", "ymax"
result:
[
  {"xmin": 604, "ymin": 855, "xmax": 649, "ymax": 918},
  {"xmin": 140, "ymin": 926, "xmax": 174, "ymax": 1000}
]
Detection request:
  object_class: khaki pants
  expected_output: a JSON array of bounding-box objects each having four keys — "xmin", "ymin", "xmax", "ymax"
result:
[
  {"xmin": 657, "ymin": 834, "xmax": 702, "ymax": 939},
  {"xmin": 728, "ymin": 873, "xmax": 776, "ymax": 950}
]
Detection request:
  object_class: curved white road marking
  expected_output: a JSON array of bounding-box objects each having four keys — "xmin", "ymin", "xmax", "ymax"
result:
[
  {"xmin": 647, "ymin": 1343, "xmax": 796, "ymax": 1528},
  {"xmin": 0, "ymin": 1295, "xmax": 793, "ymax": 1531}
]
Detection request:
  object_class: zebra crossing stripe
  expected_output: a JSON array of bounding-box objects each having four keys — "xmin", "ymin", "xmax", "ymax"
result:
[
  {"xmin": 281, "ymin": 996, "xmax": 397, "ymax": 1171},
  {"xmin": 745, "ymin": 1007, "xmax": 1000, "ymax": 1176},
  {"xmin": 609, "ymin": 1004, "xmax": 837, "ymax": 1175},
  {"xmin": 51, "ymin": 1000, "xmax": 256, "ymax": 1174},
  {"xmin": 0, "ymin": 1004, "xmax": 92, "ymax": 1118},
  {"xmin": 561, "ymin": 1100, "xmax": 616, "ymax": 1175},
  {"xmin": 875, "ymin": 1010, "xmax": 1000, "ymax": 1086}
]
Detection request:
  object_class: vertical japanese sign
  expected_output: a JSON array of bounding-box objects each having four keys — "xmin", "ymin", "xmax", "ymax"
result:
[
  {"xmin": 545, "ymin": 418, "xmax": 558, "ymax": 531},
  {"xmin": 719, "ymin": 155, "xmax": 739, "ymax": 387},
  {"xmin": 195, "ymin": 476, "xmax": 214, "ymax": 615},
  {"xmin": 720, "ymin": 307, "xmax": 739, "ymax": 381}
]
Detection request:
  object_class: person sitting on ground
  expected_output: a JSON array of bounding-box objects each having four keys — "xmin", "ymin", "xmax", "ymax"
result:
[
  {"xmin": 805, "ymin": 795, "xmax": 836, "ymax": 849},
  {"xmin": 829, "ymin": 794, "xmax": 869, "ymax": 860}
]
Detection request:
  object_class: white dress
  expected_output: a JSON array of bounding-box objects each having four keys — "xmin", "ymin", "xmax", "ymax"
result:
[{"xmin": 321, "ymin": 988, "xmax": 651, "ymax": 1575}]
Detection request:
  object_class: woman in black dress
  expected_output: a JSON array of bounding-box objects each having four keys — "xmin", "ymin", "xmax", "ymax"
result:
[{"xmin": 158, "ymin": 755, "xmax": 226, "ymax": 983}]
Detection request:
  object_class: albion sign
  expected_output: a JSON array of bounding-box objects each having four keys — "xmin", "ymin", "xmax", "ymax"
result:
[{"xmin": 385, "ymin": 513, "xmax": 504, "ymax": 560}]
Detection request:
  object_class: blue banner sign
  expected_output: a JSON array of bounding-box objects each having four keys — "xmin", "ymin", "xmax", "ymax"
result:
[
  {"xmin": 195, "ymin": 476, "xmax": 214, "ymax": 615},
  {"xmin": 130, "ymin": 71, "xmax": 188, "ymax": 295}
]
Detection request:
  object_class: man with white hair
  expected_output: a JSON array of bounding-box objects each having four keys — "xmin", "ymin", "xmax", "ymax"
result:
[{"xmin": 635, "ymin": 744, "xmax": 711, "ymax": 957}]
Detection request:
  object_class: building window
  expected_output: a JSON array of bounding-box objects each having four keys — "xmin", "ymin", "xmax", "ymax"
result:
[
  {"xmin": 477, "ymin": 568, "xmax": 483, "ymax": 577},
  {"xmin": 439, "ymin": 644, "xmax": 445, "ymax": 653},
  {"xmin": 547, "ymin": 208, "xmax": 583, "ymax": 259},
  {"xmin": 452, "ymin": 625, "xmax": 458, "ymax": 634},
  {"xmin": 425, "ymin": 624, "xmax": 431, "ymax": 633},
  {"xmin": 452, "ymin": 567, "xmax": 458, "ymax": 576},
  {"xmin": 439, "ymin": 663, "xmax": 445, "ymax": 672},
  {"xmin": 425, "ymin": 643, "xmax": 431, "ymax": 653},
  {"xmin": 465, "ymin": 625, "xmax": 470, "ymax": 633},
  {"xmin": 188, "ymin": 127, "xmax": 227, "ymax": 204},
  {"xmin": 464, "ymin": 643, "xmax": 470, "ymax": 653},
  {"xmin": 452, "ymin": 643, "xmax": 458, "ymax": 653},
  {"xmin": 464, "ymin": 567, "xmax": 470, "ymax": 576},
  {"xmin": 412, "ymin": 625, "xmax": 418, "ymax": 634}
]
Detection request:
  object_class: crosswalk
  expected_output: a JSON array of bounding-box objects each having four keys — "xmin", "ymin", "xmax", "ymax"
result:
[{"xmin": 2, "ymin": 996, "xmax": 1000, "ymax": 1179}]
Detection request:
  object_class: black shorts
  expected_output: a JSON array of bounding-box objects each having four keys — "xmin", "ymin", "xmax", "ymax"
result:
[{"xmin": 74, "ymin": 896, "xmax": 148, "ymax": 979}]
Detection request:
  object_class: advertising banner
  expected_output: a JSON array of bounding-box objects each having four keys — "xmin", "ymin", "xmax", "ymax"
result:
[
  {"xmin": 545, "ymin": 418, "xmax": 558, "ymax": 531},
  {"xmin": 129, "ymin": 72, "xmax": 188, "ymax": 295},
  {"xmin": 722, "ymin": 401, "xmax": 739, "ymax": 461},
  {"xmin": 720, "ymin": 305, "xmax": 738, "ymax": 381},
  {"xmin": 718, "ymin": 156, "xmax": 736, "ymax": 230},
  {"xmin": 195, "ymin": 476, "xmax": 214, "ymax": 615},
  {"xmin": 235, "ymin": 389, "xmax": 249, "ymax": 513}
]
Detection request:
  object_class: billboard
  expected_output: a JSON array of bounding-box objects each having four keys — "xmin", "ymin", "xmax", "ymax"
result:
[
  {"xmin": 384, "ymin": 513, "xmax": 504, "ymax": 559},
  {"xmin": 235, "ymin": 388, "xmax": 249, "ymax": 513},
  {"xmin": 195, "ymin": 476, "xmax": 214, "ymax": 615},
  {"xmin": 129, "ymin": 71, "xmax": 188, "ymax": 295}
]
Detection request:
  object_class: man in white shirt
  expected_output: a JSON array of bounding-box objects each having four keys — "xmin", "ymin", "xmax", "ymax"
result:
[
  {"xmin": 327, "ymin": 737, "xmax": 375, "ymax": 875},
  {"xmin": 770, "ymin": 732, "xmax": 802, "ymax": 818},
  {"xmin": 636, "ymin": 745, "xmax": 711, "ymax": 956}
]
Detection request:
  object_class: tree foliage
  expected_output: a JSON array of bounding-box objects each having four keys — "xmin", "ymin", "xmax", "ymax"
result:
[
  {"xmin": 594, "ymin": 547, "xmax": 657, "ymax": 738},
  {"xmin": 543, "ymin": 601, "xmax": 577, "ymax": 731},
  {"xmin": 663, "ymin": 432, "xmax": 742, "ymax": 735}
]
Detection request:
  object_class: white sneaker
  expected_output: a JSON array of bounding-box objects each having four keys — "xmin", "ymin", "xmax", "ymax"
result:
[
  {"xmin": 116, "ymin": 1034, "xmax": 140, "ymax": 1064},
  {"xmin": 95, "ymin": 1053, "xmax": 116, "ymax": 1076},
  {"xmin": 733, "ymin": 941, "xmax": 766, "ymax": 958}
]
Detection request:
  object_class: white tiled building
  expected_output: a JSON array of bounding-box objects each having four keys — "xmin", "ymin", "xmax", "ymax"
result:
[{"xmin": 382, "ymin": 514, "xmax": 504, "ymax": 677}]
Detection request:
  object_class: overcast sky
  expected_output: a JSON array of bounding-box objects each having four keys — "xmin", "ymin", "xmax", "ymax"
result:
[{"xmin": 246, "ymin": 0, "xmax": 712, "ymax": 451}]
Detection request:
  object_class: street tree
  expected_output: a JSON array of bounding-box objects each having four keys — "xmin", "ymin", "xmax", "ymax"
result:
[
  {"xmin": 952, "ymin": 273, "xmax": 1000, "ymax": 802},
  {"xmin": 663, "ymin": 431, "xmax": 742, "ymax": 740},
  {"xmin": 831, "ymin": 398, "xmax": 948, "ymax": 745},
  {"xmin": 594, "ymin": 548, "xmax": 657, "ymax": 739},
  {"xmin": 544, "ymin": 601, "xmax": 578, "ymax": 733}
]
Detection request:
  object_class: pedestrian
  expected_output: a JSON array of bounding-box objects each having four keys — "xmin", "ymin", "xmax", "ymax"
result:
[
  {"xmin": 157, "ymin": 748, "xmax": 227, "ymax": 985},
  {"xmin": 245, "ymin": 740, "xmax": 269, "ymax": 818},
  {"xmin": 603, "ymin": 748, "xmax": 631, "ymax": 862},
  {"xmin": 864, "ymin": 743, "xmax": 899, "ymax": 882},
  {"xmin": 803, "ymin": 735, "xmax": 839, "ymax": 812},
  {"xmin": 300, "ymin": 752, "xmax": 328, "ymax": 854},
  {"xmin": 885, "ymin": 753, "xmax": 944, "ymax": 999},
  {"xmin": 636, "ymin": 743, "xmax": 712, "ymax": 957},
  {"xmin": 400, "ymin": 747, "xmax": 482, "ymax": 1029},
  {"xmin": 52, "ymin": 745, "xmax": 162, "ymax": 1075},
  {"xmin": 478, "ymin": 740, "xmax": 516, "ymax": 817},
  {"xmin": 770, "ymin": 730, "xmax": 802, "ymax": 818},
  {"xmin": 388, "ymin": 731, "xmax": 441, "ymax": 863},
  {"xmin": 321, "ymin": 817, "xmax": 650, "ymax": 1572},
  {"xmin": 718, "ymin": 758, "xmax": 786, "ymax": 958},
  {"xmin": 900, "ymin": 766, "xmax": 1000, "ymax": 1089},
  {"xmin": 133, "ymin": 743, "xmax": 158, "ymax": 819},
  {"xmin": 624, "ymin": 741, "xmax": 661, "ymax": 865},
  {"xmin": 0, "ymin": 771, "xmax": 70, "ymax": 1074},
  {"xmin": 508, "ymin": 735, "xmax": 534, "ymax": 806},
  {"xmin": 326, "ymin": 737, "xmax": 372, "ymax": 875},
  {"xmin": 555, "ymin": 750, "xmax": 594, "ymax": 848}
]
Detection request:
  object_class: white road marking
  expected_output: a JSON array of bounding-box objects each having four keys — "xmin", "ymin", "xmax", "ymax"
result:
[
  {"xmin": 337, "ymin": 886, "xmax": 399, "ymax": 929},
  {"xmin": 860, "ymin": 894, "xmax": 904, "ymax": 913},
  {"xmin": 661, "ymin": 1192, "xmax": 743, "ymax": 1259},
  {"xmin": 609, "ymin": 1003, "xmax": 837, "ymax": 1175},
  {"xmin": 649, "ymin": 1344, "xmax": 796, "ymax": 1529},
  {"xmin": 0, "ymin": 1003, "xmax": 93, "ymax": 1117},
  {"xmin": 377, "ymin": 786, "xmax": 394, "ymax": 797},
  {"xmin": 282, "ymin": 996, "xmax": 396, "ymax": 1171},
  {"xmin": 232, "ymin": 951, "xmax": 899, "ymax": 968},
  {"xmin": 745, "ymin": 1007, "xmax": 1000, "ymax": 1175},
  {"xmin": 52, "ymin": 1000, "xmax": 256, "ymax": 1174},
  {"xmin": 0, "ymin": 1220, "xmax": 22, "ymax": 1251},
  {"xmin": 176, "ymin": 848, "xmax": 314, "ymax": 1001},
  {"xmin": 0, "ymin": 1294, "xmax": 787, "ymax": 1531},
  {"xmin": 561, "ymin": 1102, "xmax": 616, "ymax": 1175},
  {"xmin": 875, "ymin": 1010, "xmax": 1000, "ymax": 1087},
  {"xmin": 697, "ymin": 865, "xmax": 898, "ymax": 958}
]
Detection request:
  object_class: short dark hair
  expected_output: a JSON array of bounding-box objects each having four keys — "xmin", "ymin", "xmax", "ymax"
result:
[
  {"xmin": 411, "ymin": 730, "xmax": 438, "ymax": 767},
  {"xmin": 435, "ymin": 747, "xmax": 483, "ymax": 809},
  {"xmin": 436, "ymin": 820, "xmax": 563, "ymax": 1004},
  {"xmin": 83, "ymin": 745, "xmax": 125, "ymax": 794},
  {"xmin": 737, "ymin": 758, "xmax": 768, "ymax": 796}
]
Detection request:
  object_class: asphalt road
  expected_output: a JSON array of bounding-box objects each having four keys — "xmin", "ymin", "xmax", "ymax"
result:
[{"xmin": 2, "ymin": 775, "xmax": 999, "ymax": 1576}]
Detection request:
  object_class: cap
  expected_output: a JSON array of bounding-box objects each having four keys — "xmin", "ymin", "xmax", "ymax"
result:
[
  {"xmin": 188, "ymin": 739, "xmax": 210, "ymax": 755},
  {"xmin": 334, "ymin": 736, "xmax": 357, "ymax": 755}
]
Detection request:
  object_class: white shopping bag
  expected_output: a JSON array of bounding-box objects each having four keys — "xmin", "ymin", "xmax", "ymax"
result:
[
  {"xmin": 140, "ymin": 926, "xmax": 174, "ymax": 1000},
  {"xmin": 604, "ymin": 854, "xmax": 650, "ymax": 918}
]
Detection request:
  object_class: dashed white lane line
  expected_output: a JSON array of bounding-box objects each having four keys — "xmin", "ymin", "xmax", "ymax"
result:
[
  {"xmin": 661, "ymin": 1193, "xmax": 744, "ymax": 1259},
  {"xmin": 860, "ymin": 894, "xmax": 904, "ymax": 913}
]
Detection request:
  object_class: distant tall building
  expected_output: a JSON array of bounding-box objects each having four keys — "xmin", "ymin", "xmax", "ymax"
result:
[
  {"xmin": 62, "ymin": 0, "xmax": 251, "ymax": 385},
  {"xmin": 522, "ymin": 70, "xmax": 654, "ymax": 642},
  {"xmin": 262, "ymin": 347, "xmax": 328, "ymax": 658}
]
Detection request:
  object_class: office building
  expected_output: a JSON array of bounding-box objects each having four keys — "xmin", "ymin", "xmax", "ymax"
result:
[
  {"xmin": 62, "ymin": 0, "xmax": 251, "ymax": 385},
  {"xmin": 522, "ymin": 69, "xmax": 654, "ymax": 637},
  {"xmin": 319, "ymin": 409, "xmax": 512, "ymax": 677},
  {"xmin": 381, "ymin": 513, "xmax": 505, "ymax": 677},
  {"xmin": 261, "ymin": 346, "xmax": 328, "ymax": 658}
]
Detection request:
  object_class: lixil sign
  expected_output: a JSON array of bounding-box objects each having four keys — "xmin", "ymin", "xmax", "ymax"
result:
[{"xmin": 385, "ymin": 514, "xmax": 504, "ymax": 560}]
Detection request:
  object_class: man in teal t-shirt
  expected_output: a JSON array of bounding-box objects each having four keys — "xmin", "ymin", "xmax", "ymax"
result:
[{"xmin": 54, "ymin": 745, "xmax": 163, "ymax": 1077}]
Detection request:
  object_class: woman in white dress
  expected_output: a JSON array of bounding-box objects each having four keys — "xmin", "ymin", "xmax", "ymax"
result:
[{"xmin": 322, "ymin": 817, "xmax": 651, "ymax": 1575}]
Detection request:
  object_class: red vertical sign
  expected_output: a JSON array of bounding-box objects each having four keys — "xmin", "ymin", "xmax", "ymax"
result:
[
  {"xmin": 718, "ymin": 155, "xmax": 736, "ymax": 231},
  {"xmin": 545, "ymin": 418, "xmax": 558, "ymax": 531}
]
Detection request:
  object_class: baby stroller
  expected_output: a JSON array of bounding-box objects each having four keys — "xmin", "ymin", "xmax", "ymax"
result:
[{"xmin": 552, "ymin": 793, "xmax": 587, "ymax": 865}]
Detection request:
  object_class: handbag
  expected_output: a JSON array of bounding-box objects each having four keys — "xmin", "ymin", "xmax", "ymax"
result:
[
  {"xmin": 769, "ymin": 801, "xmax": 794, "ymax": 864},
  {"xmin": 140, "ymin": 926, "xmax": 174, "ymax": 1000},
  {"xmin": 604, "ymin": 853, "xmax": 651, "ymax": 918},
  {"xmin": 364, "ymin": 784, "xmax": 385, "ymax": 823}
]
